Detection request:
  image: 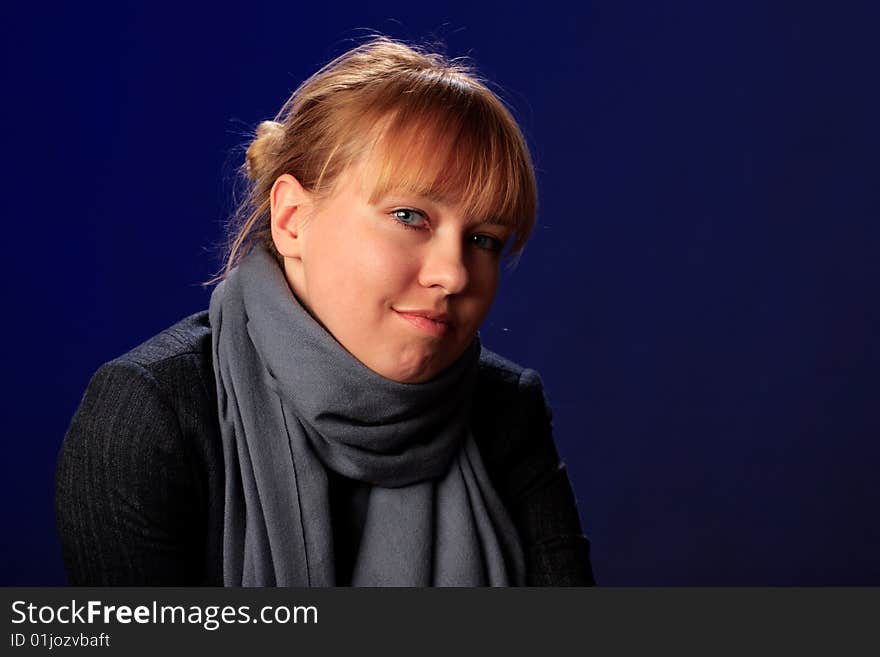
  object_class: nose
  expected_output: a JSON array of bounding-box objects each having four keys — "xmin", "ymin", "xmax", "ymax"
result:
[{"xmin": 418, "ymin": 237, "xmax": 469, "ymax": 294}]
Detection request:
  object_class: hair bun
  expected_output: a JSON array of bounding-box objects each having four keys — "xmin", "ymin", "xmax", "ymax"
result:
[{"xmin": 245, "ymin": 120, "xmax": 285, "ymax": 181}]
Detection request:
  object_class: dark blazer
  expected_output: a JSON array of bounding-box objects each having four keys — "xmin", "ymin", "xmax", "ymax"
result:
[{"xmin": 55, "ymin": 311, "xmax": 595, "ymax": 586}]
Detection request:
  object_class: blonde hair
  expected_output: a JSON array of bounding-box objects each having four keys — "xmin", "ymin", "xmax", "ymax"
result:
[{"xmin": 215, "ymin": 36, "xmax": 538, "ymax": 282}]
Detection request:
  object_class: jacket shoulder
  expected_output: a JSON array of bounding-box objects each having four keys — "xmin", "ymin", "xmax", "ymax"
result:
[
  {"xmin": 115, "ymin": 310, "xmax": 212, "ymax": 371},
  {"xmin": 105, "ymin": 311, "xmax": 219, "ymax": 452},
  {"xmin": 475, "ymin": 345, "xmax": 547, "ymax": 412},
  {"xmin": 477, "ymin": 345, "xmax": 526, "ymax": 395},
  {"xmin": 103, "ymin": 311, "xmax": 216, "ymax": 409},
  {"xmin": 474, "ymin": 346, "xmax": 595, "ymax": 585},
  {"xmin": 478, "ymin": 345, "xmax": 525, "ymax": 378},
  {"xmin": 58, "ymin": 310, "xmax": 223, "ymax": 584},
  {"xmin": 472, "ymin": 345, "xmax": 551, "ymax": 484}
]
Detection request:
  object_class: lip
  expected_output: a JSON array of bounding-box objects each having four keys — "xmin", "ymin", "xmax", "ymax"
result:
[
  {"xmin": 393, "ymin": 309, "xmax": 452, "ymax": 337},
  {"xmin": 394, "ymin": 308, "xmax": 452, "ymax": 323}
]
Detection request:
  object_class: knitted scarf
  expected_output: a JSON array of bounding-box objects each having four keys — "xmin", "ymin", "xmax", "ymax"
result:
[{"xmin": 209, "ymin": 245, "xmax": 525, "ymax": 586}]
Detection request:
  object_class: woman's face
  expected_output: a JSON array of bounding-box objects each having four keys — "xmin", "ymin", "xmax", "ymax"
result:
[{"xmin": 272, "ymin": 157, "xmax": 512, "ymax": 383}]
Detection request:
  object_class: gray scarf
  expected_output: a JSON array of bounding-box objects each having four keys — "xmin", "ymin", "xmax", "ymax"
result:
[{"xmin": 209, "ymin": 245, "xmax": 525, "ymax": 586}]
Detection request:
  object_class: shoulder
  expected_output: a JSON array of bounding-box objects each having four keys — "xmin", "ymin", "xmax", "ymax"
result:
[
  {"xmin": 57, "ymin": 311, "xmax": 221, "ymax": 585},
  {"xmin": 113, "ymin": 310, "xmax": 213, "ymax": 378},
  {"xmin": 77, "ymin": 311, "xmax": 222, "ymax": 488},
  {"xmin": 476, "ymin": 344, "xmax": 547, "ymax": 405},
  {"xmin": 472, "ymin": 345, "xmax": 557, "ymax": 490},
  {"xmin": 61, "ymin": 310, "xmax": 220, "ymax": 494},
  {"xmin": 473, "ymin": 347, "xmax": 594, "ymax": 586},
  {"xmin": 64, "ymin": 309, "xmax": 218, "ymax": 455},
  {"xmin": 87, "ymin": 311, "xmax": 216, "ymax": 415},
  {"xmin": 475, "ymin": 346, "xmax": 552, "ymax": 438}
]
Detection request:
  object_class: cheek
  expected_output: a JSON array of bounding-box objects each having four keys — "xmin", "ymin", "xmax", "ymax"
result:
[
  {"xmin": 470, "ymin": 264, "xmax": 502, "ymax": 325},
  {"xmin": 468, "ymin": 258, "xmax": 501, "ymax": 305},
  {"xmin": 362, "ymin": 243, "xmax": 418, "ymax": 294},
  {"xmin": 308, "ymin": 221, "xmax": 417, "ymax": 318},
  {"xmin": 302, "ymin": 220, "xmax": 366, "ymax": 320},
  {"xmin": 345, "ymin": 222, "xmax": 420, "ymax": 293}
]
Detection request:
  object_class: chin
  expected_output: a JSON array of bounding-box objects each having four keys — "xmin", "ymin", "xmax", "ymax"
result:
[
  {"xmin": 383, "ymin": 353, "xmax": 439, "ymax": 384},
  {"xmin": 385, "ymin": 365, "xmax": 434, "ymax": 385}
]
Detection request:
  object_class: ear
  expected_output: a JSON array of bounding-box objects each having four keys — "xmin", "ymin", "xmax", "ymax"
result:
[{"xmin": 270, "ymin": 173, "xmax": 313, "ymax": 259}]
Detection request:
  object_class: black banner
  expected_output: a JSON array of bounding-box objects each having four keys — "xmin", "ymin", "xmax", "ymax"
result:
[{"xmin": 2, "ymin": 588, "xmax": 877, "ymax": 655}]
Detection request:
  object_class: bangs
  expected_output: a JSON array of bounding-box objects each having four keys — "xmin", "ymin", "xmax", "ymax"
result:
[
  {"xmin": 324, "ymin": 76, "xmax": 537, "ymax": 256},
  {"xmin": 221, "ymin": 36, "xmax": 540, "ymax": 281}
]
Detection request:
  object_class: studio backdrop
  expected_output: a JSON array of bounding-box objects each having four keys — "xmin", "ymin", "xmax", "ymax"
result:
[{"xmin": 2, "ymin": 1, "xmax": 878, "ymax": 585}]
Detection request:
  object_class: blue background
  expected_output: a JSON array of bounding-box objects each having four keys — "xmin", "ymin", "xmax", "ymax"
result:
[{"xmin": 3, "ymin": 1, "xmax": 878, "ymax": 585}]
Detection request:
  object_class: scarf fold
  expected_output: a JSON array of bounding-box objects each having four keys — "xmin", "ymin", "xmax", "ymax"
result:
[{"xmin": 209, "ymin": 245, "xmax": 525, "ymax": 586}]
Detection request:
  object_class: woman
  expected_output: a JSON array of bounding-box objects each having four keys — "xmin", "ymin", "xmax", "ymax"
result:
[{"xmin": 55, "ymin": 36, "xmax": 595, "ymax": 586}]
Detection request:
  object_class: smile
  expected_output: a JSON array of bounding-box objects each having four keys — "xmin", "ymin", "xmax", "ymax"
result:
[{"xmin": 393, "ymin": 310, "xmax": 452, "ymax": 338}]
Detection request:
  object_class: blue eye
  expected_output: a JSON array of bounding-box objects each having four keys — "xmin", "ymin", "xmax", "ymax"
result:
[
  {"xmin": 391, "ymin": 208, "xmax": 427, "ymax": 229},
  {"xmin": 470, "ymin": 234, "xmax": 504, "ymax": 252}
]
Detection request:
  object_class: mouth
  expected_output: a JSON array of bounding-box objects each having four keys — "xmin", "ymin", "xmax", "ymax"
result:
[{"xmin": 393, "ymin": 309, "xmax": 452, "ymax": 338}]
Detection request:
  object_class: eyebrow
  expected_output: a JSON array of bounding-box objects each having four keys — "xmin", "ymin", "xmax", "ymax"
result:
[
  {"xmin": 475, "ymin": 216, "xmax": 514, "ymax": 228},
  {"xmin": 377, "ymin": 188, "xmax": 450, "ymax": 206}
]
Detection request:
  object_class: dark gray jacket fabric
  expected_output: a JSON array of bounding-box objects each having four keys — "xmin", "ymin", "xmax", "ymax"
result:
[{"xmin": 55, "ymin": 311, "xmax": 595, "ymax": 586}]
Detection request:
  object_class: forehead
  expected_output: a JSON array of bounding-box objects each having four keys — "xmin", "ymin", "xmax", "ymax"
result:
[
  {"xmin": 321, "ymin": 107, "xmax": 526, "ymax": 232},
  {"xmin": 343, "ymin": 145, "xmax": 461, "ymax": 209}
]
